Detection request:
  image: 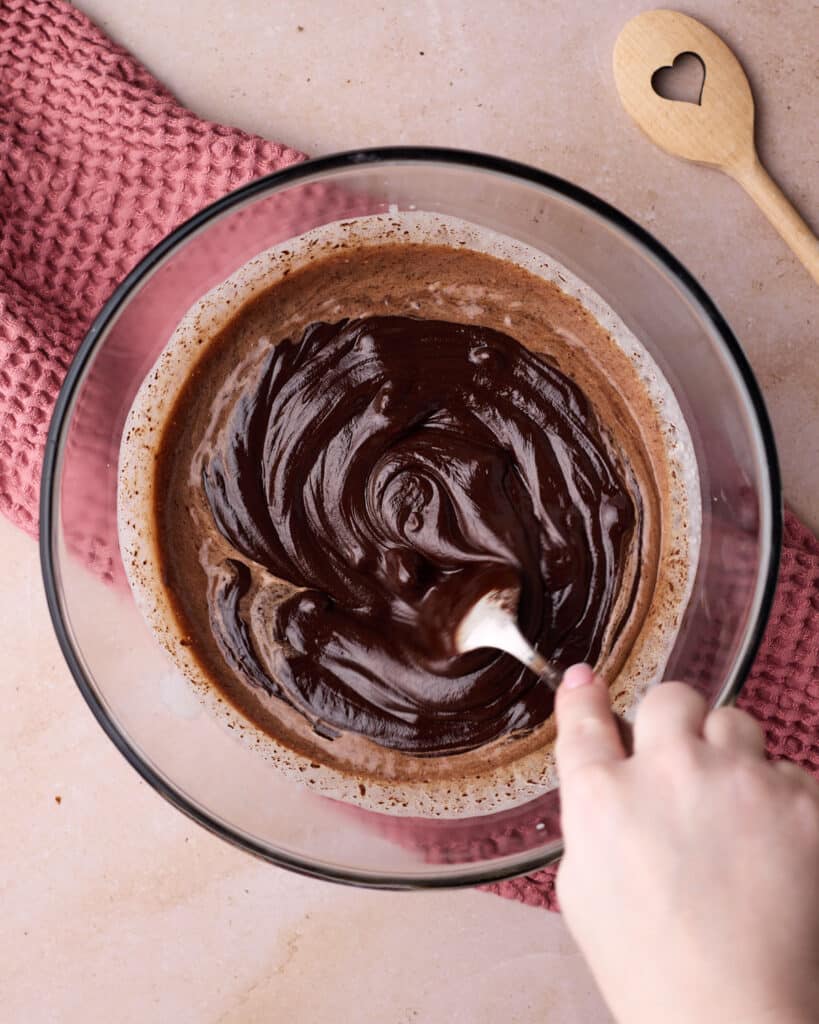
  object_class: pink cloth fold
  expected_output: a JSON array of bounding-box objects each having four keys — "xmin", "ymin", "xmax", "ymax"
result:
[
  {"xmin": 0, "ymin": 0, "xmax": 305, "ymax": 534},
  {"xmin": 1, "ymin": 0, "xmax": 816, "ymax": 913}
]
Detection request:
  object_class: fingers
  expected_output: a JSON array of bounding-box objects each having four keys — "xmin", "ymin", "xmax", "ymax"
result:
[
  {"xmin": 555, "ymin": 664, "xmax": 627, "ymax": 781},
  {"xmin": 703, "ymin": 706, "xmax": 766, "ymax": 757},
  {"xmin": 633, "ymin": 681, "xmax": 708, "ymax": 750},
  {"xmin": 774, "ymin": 758, "xmax": 819, "ymax": 788}
]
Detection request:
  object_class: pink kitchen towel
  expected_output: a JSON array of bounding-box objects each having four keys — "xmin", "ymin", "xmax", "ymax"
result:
[
  {"xmin": 1, "ymin": 0, "xmax": 817, "ymax": 912},
  {"xmin": 0, "ymin": 0, "xmax": 305, "ymax": 536}
]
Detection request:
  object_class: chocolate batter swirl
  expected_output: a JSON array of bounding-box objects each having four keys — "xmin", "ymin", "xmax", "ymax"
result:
[{"xmin": 200, "ymin": 316, "xmax": 639, "ymax": 756}]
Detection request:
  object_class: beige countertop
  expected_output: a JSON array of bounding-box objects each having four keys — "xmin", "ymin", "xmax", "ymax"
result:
[{"xmin": 2, "ymin": 2, "xmax": 816, "ymax": 1021}]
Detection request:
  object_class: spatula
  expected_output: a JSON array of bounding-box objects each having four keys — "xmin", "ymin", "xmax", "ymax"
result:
[{"xmin": 455, "ymin": 588, "xmax": 634, "ymax": 754}]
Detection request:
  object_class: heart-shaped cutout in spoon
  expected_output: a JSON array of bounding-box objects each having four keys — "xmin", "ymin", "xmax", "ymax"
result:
[{"xmin": 650, "ymin": 50, "xmax": 705, "ymax": 105}]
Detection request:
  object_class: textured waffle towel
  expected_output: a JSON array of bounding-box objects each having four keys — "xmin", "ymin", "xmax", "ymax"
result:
[{"xmin": 1, "ymin": 0, "xmax": 817, "ymax": 912}]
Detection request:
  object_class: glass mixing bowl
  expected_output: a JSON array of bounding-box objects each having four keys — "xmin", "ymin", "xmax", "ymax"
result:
[{"xmin": 40, "ymin": 148, "xmax": 781, "ymax": 888}]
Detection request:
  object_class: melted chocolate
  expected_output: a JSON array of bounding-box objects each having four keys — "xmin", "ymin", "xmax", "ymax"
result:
[{"xmin": 199, "ymin": 316, "xmax": 639, "ymax": 756}]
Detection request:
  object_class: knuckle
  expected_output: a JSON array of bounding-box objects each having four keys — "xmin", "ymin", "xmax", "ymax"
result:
[
  {"xmin": 641, "ymin": 680, "xmax": 705, "ymax": 716},
  {"xmin": 706, "ymin": 707, "xmax": 760, "ymax": 746},
  {"xmin": 721, "ymin": 705, "xmax": 761, "ymax": 736},
  {"xmin": 655, "ymin": 736, "xmax": 700, "ymax": 776},
  {"xmin": 556, "ymin": 714, "xmax": 612, "ymax": 761},
  {"xmin": 569, "ymin": 762, "xmax": 619, "ymax": 805},
  {"xmin": 707, "ymin": 706, "xmax": 739, "ymax": 730},
  {"xmin": 705, "ymin": 717, "xmax": 733, "ymax": 746},
  {"xmin": 571, "ymin": 714, "xmax": 612, "ymax": 742},
  {"xmin": 728, "ymin": 760, "xmax": 770, "ymax": 806}
]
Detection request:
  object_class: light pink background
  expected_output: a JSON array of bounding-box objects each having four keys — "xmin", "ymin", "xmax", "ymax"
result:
[{"xmin": 2, "ymin": 2, "xmax": 816, "ymax": 1021}]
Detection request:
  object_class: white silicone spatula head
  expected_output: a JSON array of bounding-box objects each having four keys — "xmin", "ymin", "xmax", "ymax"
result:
[
  {"xmin": 454, "ymin": 588, "xmax": 634, "ymax": 752},
  {"xmin": 454, "ymin": 587, "xmax": 562, "ymax": 690}
]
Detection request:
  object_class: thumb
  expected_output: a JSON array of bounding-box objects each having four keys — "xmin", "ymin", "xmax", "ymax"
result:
[{"xmin": 555, "ymin": 664, "xmax": 627, "ymax": 783}]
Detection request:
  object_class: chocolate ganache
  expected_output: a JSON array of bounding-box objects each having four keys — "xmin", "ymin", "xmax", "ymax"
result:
[{"xmin": 197, "ymin": 315, "xmax": 640, "ymax": 756}]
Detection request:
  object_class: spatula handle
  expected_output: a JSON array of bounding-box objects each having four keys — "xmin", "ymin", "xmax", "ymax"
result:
[
  {"xmin": 731, "ymin": 155, "xmax": 819, "ymax": 285},
  {"xmin": 531, "ymin": 651, "xmax": 636, "ymax": 755},
  {"xmin": 529, "ymin": 650, "xmax": 563, "ymax": 690}
]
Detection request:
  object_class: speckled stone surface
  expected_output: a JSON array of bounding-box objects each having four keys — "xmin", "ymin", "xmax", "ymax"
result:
[
  {"xmin": 76, "ymin": 0, "xmax": 819, "ymax": 531},
  {"xmin": 2, "ymin": 2, "xmax": 815, "ymax": 1020}
]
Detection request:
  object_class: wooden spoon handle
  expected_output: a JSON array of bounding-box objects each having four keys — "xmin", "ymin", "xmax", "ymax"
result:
[{"xmin": 730, "ymin": 155, "xmax": 819, "ymax": 285}]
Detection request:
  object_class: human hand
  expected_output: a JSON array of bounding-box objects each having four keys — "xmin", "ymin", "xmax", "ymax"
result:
[{"xmin": 555, "ymin": 665, "xmax": 819, "ymax": 1024}]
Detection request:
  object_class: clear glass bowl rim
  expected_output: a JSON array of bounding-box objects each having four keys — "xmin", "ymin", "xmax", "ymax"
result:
[{"xmin": 39, "ymin": 146, "xmax": 783, "ymax": 889}]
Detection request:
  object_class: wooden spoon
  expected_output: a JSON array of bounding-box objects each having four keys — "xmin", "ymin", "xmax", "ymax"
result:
[{"xmin": 613, "ymin": 9, "xmax": 819, "ymax": 285}]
